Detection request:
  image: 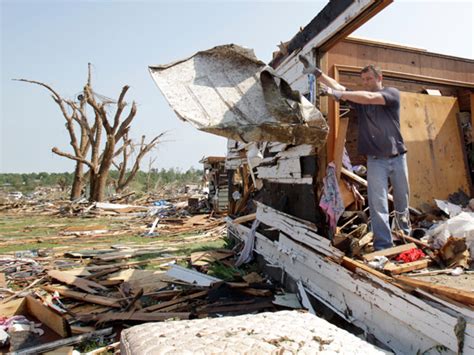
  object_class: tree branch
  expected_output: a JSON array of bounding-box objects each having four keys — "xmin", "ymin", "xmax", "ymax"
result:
[
  {"xmin": 115, "ymin": 101, "xmax": 137, "ymax": 142},
  {"xmin": 112, "ymin": 85, "xmax": 130, "ymax": 131},
  {"xmin": 52, "ymin": 147, "xmax": 93, "ymax": 169}
]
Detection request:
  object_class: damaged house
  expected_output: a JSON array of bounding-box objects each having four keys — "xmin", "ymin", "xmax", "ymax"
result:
[{"xmin": 150, "ymin": 1, "xmax": 474, "ymax": 353}]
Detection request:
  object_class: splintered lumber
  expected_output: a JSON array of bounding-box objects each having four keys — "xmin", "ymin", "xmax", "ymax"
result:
[
  {"xmin": 143, "ymin": 290, "xmax": 208, "ymax": 312},
  {"xmin": 255, "ymin": 202, "xmax": 344, "ymax": 258},
  {"xmin": 93, "ymin": 248, "xmax": 169, "ymax": 261},
  {"xmin": 42, "ymin": 285, "xmax": 122, "ymax": 308},
  {"xmin": 342, "ymin": 167, "xmax": 394, "ymax": 201},
  {"xmin": 84, "ymin": 260, "xmax": 150, "ymax": 271},
  {"xmin": 350, "ymin": 232, "xmax": 373, "ymax": 257},
  {"xmin": 10, "ymin": 327, "xmax": 113, "ymax": 355},
  {"xmin": 395, "ymin": 275, "xmax": 474, "ymax": 307},
  {"xmin": 341, "ymin": 257, "xmax": 393, "ymax": 283},
  {"xmin": 106, "ymin": 269, "xmax": 169, "ymax": 293},
  {"xmin": 48, "ymin": 270, "xmax": 107, "ymax": 294},
  {"xmin": 383, "ymin": 260, "xmax": 430, "ymax": 275},
  {"xmin": 363, "ymin": 243, "xmax": 417, "ymax": 261},
  {"xmin": 190, "ymin": 249, "xmax": 234, "ymax": 266}
]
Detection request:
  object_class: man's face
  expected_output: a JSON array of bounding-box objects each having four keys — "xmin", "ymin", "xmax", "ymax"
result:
[{"xmin": 361, "ymin": 70, "xmax": 382, "ymax": 92}]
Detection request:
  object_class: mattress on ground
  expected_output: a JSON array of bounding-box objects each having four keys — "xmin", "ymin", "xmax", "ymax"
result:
[{"xmin": 120, "ymin": 310, "xmax": 387, "ymax": 354}]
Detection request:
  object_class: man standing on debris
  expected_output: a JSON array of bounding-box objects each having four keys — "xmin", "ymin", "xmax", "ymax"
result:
[{"xmin": 300, "ymin": 57, "xmax": 410, "ymax": 251}]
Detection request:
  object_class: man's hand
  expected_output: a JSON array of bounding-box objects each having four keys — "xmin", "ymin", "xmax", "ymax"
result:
[
  {"xmin": 298, "ymin": 54, "xmax": 322, "ymax": 77},
  {"xmin": 319, "ymin": 83, "xmax": 343, "ymax": 101}
]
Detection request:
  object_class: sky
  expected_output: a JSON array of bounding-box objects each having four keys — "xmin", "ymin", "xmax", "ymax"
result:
[{"xmin": 1, "ymin": 0, "xmax": 473, "ymax": 173}]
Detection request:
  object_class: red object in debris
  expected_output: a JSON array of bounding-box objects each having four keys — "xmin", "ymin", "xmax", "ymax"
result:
[{"xmin": 395, "ymin": 248, "xmax": 426, "ymax": 263}]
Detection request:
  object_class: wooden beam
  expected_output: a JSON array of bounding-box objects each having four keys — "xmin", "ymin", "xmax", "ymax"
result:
[
  {"xmin": 395, "ymin": 275, "xmax": 474, "ymax": 307},
  {"xmin": 341, "ymin": 167, "xmax": 395, "ymax": 201},
  {"xmin": 335, "ymin": 64, "xmax": 474, "ymax": 89},
  {"xmin": 383, "ymin": 260, "xmax": 430, "ymax": 275},
  {"xmin": 363, "ymin": 243, "xmax": 417, "ymax": 261},
  {"xmin": 142, "ymin": 290, "xmax": 208, "ymax": 312},
  {"xmin": 334, "ymin": 117, "xmax": 349, "ymax": 178},
  {"xmin": 42, "ymin": 286, "xmax": 121, "ymax": 308},
  {"xmin": 47, "ymin": 270, "xmax": 107, "ymax": 294}
]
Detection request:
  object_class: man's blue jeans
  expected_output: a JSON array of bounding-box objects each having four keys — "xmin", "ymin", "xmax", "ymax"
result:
[{"xmin": 367, "ymin": 154, "xmax": 410, "ymax": 250}]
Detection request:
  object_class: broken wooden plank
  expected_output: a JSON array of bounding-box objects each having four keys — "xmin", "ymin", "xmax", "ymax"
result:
[
  {"xmin": 383, "ymin": 260, "xmax": 430, "ymax": 275},
  {"xmin": 47, "ymin": 270, "xmax": 107, "ymax": 294},
  {"xmin": 190, "ymin": 249, "xmax": 234, "ymax": 267},
  {"xmin": 255, "ymin": 202, "xmax": 344, "ymax": 258},
  {"xmin": 363, "ymin": 243, "xmax": 417, "ymax": 261},
  {"xmin": 253, "ymin": 230, "xmax": 471, "ymax": 353},
  {"xmin": 106, "ymin": 269, "xmax": 168, "ymax": 293},
  {"xmin": 83, "ymin": 260, "xmax": 150, "ymax": 271},
  {"xmin": 395, "ymin": 275, "xmax": 474, "ymax": 307},
  {"xmin": 93, "ymin": 248, "xmax": 172, "ymax": 261},
  {"xmin": 25, "ymin": 295, "xmax": 71, "ymax": 338},
  {"xmin": 341, "ymin": 256, "xmax": 393, "ymax": 283},
  {"xmin": 392, "ymin": 230, "xmax": 432, "ymax": 250},
  {"xmin": 142, "ymin": 290, "xmax": 208, "ymax": 312},
  {"xmin": 350, "ymin": 232, "xmax": 373, "ymax": 257},
  {"xmin": 42, "ymin": 285, "xmax": 121, "ymax": 308},
  {"xmin": 197, "ymin": 299, "xmax": 274, "ymax": 315}
]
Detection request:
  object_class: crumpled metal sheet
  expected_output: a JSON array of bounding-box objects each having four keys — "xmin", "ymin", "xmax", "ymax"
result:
[{"xmin": 149, "ymin": 44, "xmax": 328, "ymax": 148}]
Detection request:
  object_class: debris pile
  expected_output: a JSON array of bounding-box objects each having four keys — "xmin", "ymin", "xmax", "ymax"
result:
[{"xmin": 0, "ymin": 197, "xmax": 303, "ymax": 353}]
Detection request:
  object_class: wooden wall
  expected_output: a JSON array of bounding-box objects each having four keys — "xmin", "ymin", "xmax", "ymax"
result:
[{"xmin": 328, "ymin": 38, "xmax": 474, "ymax": 84}]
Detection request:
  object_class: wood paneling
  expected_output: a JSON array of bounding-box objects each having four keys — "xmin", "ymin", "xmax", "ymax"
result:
[
  {"xmin": 328, "ymin": 40, "xmax": 474, "ymax": 84},
  {"xmin": 400, "ymin": 92, "xmax": 470, "ymax": 207}
]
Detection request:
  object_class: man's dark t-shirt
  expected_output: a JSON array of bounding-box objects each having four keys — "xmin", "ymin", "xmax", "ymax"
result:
[{"xmin": 352, "ymin": 87, "xmax": 406, "ymax": 157}]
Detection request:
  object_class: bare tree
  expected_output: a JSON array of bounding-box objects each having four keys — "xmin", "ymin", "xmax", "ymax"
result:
[
  {"xmin": 16, "ymin": 64, "xmax": 164, "ymax": 202},
  {"xmin": 14, "ymin": 73, "xmax": 97, "ymax": 200}
]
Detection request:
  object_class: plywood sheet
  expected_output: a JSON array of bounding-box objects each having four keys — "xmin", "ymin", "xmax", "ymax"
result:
[{"xmin": 400, "ymin": 92, "xmax": 470, "ymax": 207}]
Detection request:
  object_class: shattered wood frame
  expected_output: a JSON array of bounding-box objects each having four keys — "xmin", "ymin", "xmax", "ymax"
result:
[{"xmin": 227, "ymin": 203, "xmax": 474, "ymax": 354}]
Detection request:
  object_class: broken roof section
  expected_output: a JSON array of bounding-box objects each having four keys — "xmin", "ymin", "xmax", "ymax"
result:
[{"xmin": 149, "ymin": 44, "xmax": 328, "ymax": 148}]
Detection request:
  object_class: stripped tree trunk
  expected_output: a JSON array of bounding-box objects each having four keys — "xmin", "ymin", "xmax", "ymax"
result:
[{"xmin": 16, "ymin": 64, "xmax": 164, "ymax": 202}]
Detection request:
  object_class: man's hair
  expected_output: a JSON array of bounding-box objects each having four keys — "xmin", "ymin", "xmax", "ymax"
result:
[{"xmin": 361, "ymin": 64, "xmax": 382, "ymax": 78}]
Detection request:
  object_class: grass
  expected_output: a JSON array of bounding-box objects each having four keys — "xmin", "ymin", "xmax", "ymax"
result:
[{"xmin": 0, "ymin": 214, "xmax": 226, "ymax": 256}]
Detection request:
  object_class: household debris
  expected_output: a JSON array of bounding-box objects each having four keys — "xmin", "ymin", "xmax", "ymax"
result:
[{"xmin": 0, "ymin": 194, "xmax": 309, "ymax": 353}]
